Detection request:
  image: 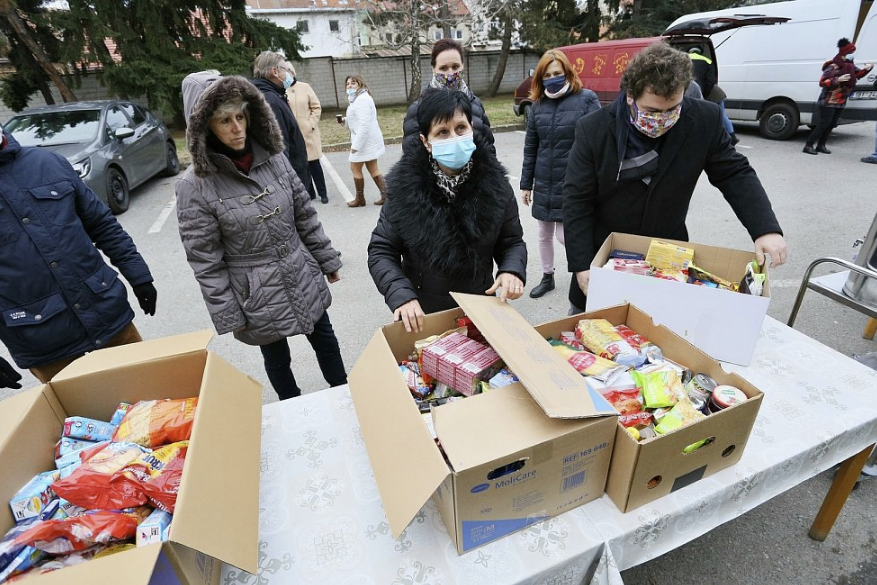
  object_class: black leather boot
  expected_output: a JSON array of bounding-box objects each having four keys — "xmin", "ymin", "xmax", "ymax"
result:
[
  {"xmin": 816, "ymin": 144, "xmax": 832, "ymax": 154},
  {"xmin": 803, "ymin": 144, "xmax": 818, "ymax": 155},
  {"xmin": 529, "ymin": 273, "xmax": 555, "ymax": 299}
]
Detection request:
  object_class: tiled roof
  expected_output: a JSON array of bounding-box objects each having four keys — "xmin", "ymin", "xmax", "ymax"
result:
[{"xmin": 246, "ymin": 0, "xmax": 468, "ymax": 15}]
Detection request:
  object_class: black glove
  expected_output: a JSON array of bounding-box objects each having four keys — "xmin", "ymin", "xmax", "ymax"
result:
[
  {"xmin": 133, "ymin": 282, "xmax": 157, "ymax": 316},
  {"xmin": 0, "ymin": 357, "xmax": 22, "ymax": 390}
]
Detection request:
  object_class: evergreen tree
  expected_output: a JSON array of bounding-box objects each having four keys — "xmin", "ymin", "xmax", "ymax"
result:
[
  {"xmin": 2, "ymin": 1, "xmax": 305, "ymax": 123},
  {"xmin": 605, "ymin": 0, "xmax": 746, "ymax": 39}
]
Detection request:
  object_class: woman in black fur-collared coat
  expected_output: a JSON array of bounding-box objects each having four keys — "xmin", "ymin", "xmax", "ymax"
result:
[{"xmin": 368, "ymin": 89, "xmax": 527, "ymax": 332}]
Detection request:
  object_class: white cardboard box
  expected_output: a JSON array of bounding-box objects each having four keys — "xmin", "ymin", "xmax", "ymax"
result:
[{"xmin": 587, "ymin": 233, "xmax": 770, "ymax": 366}]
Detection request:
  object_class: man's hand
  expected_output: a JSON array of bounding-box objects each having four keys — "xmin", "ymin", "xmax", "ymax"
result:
[
  {"xmin": 393, "ymin": 299, "xmax": 425, "ymax": 333},
  {"xmin": 0, "ymin": 357, "xmax": 22, "ymax": 390},
  {"xmin": 754, "ymin": 233, "xmax": 788, "ymax": 267},
  {"xmin": 576, "ymin": 270, "xmax": 591, "ymax": 296},
  {"xmin": 133, "ymin": 282, "xmax": 157, "ymax": 316},
  {"xmin": 327, "ymin": 271, "xmax": 341, "ymax": 284},
  {"xmin": 486, "ymin": 273, "xmax": 524, "ymax": 302},
  {"xmin": 521, "ymin": 190, "xmax": 532, "ymax": 206}
]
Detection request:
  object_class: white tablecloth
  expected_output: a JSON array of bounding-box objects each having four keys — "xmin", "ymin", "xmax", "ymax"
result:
[{"xmin": 221, "ymin": 317, "xmax": 877, "ymax": 584}]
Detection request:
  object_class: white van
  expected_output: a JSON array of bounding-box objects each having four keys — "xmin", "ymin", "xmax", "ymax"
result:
[{"xmin": 667, "ymin": 0, "xmax": 877, "ymax": 140}]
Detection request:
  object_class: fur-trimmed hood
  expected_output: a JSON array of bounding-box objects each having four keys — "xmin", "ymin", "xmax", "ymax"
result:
[{"xmin": 186, "ymin": 75, "xmax": 285, "ymax": 177}]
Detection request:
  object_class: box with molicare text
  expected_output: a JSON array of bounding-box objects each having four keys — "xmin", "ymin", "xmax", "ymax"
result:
[
  {"xmin": 587, "ymin": 233, "xmax": 771, "ymax": 366},
  {"xmin": 349, "ymin": 293, "xmax": 618, "ymax": 554},
  {"xmin": 0, "ymin": 330, "xmax": 262, "ymax": 585}
]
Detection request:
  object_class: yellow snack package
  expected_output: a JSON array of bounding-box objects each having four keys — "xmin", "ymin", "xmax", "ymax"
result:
[{"xmin": 646, "ymin": 240, "xmax": 694, "ymax": 271}]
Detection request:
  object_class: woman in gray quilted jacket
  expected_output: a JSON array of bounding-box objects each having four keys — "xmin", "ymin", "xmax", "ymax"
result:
[{"xmin": 176, "ymin": 75, "xmax": 346, "ymax": 400}]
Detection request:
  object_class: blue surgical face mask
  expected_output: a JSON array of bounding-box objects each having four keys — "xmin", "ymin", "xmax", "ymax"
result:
[
  {"xmin": 543, "ymin": 75, "xmax": 567, "ymax": 94},
  {"xmin": 844, "ymin": 54, "xmax": 855, "ymax": 61},
  {"xmin": 346, "ymin": 88, "xmax": 358, "ymax": 102},
  {"xmin": 282, "ymin": 72, "xmax": 294, "ymax": 90},
  {"xmin": 429, "ymin": 132, "xmax": 476, "ymax": 170}
]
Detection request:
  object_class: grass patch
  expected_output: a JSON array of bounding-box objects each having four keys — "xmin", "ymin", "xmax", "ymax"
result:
[{"xmin": 174, "ymin": 92, "xmax": 521, "ymax": 163}]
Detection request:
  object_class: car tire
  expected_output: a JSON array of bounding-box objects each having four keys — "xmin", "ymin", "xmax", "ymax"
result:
[
  {"xmin": 759, "ymin": 102, "xmax": 799, "ymax": 140},
  {"xmin": 163, "ymin": 142, "xmax": 180, "ymax": 177},
  {"xmin": 106, "ymin": 168, "xmax": 130, "ymax": 215},
  {"xmin": 522, "ymin": 103, "xmax": 531, "ymax": 126}
]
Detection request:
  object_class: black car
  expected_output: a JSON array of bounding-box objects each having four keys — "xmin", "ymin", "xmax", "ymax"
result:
[{"xmin": 4, "ymin": 100, "xmax": 179, "ymax": 214}]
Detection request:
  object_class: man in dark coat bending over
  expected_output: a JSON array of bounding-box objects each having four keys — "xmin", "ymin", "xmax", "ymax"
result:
[{"xmin": 563, "ymin": 42, "xmax": 788, "ymax": 312}]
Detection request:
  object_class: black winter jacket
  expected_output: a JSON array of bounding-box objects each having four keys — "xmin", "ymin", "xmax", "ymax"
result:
[
  {"xmin": 563, "ymin": 96, "xmax": 783, "ymax": 309},
  {"xmin": 368, "ymin": 143, "xmax": 527, "ymax": 314},
  {"xmin": 520, "ymin": 88, "xmax": 600, "ymax": 222},
  {"xmin": 250, "ymin": 77, "xmax": 313, "ymax": 196},
  {"xmin": 401, "ymin": 86, "xmax": 495, "ymax": 156}
]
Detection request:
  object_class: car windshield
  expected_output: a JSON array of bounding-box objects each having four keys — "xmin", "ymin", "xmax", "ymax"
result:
[{"xmin": 5, "ymin": 109, "xmax": 101, "ymax": 146}]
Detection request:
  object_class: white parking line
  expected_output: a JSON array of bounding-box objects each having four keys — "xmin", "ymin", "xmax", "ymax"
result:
[
  {"xmin": 148, "ymin": 197, "xmax": 176, "ymax": 234},
  {"xmin": 321, "ymin": 156, "xmax": 353, "ymax": 202}
]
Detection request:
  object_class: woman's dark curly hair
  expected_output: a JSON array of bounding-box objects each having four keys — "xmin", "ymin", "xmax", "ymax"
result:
[{"xmin": 620, "ymin": 42, "xmax": 693, "ymax": 99}]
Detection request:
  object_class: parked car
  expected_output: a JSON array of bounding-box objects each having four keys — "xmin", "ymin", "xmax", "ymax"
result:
[
  {"xmin": 4, "ymin": 100, "xmax": 179, "ymax": 214},
  {"xmin": 512, "ymin": 16, "xmax": 788, "ymax": 135}
]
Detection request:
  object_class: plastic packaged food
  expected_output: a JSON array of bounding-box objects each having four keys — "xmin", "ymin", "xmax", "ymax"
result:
[
  {"xmin": 13, "ymin": 507, "xmax": 150, "ymax": 554},
  {"xmin": 645, "ymin": 240, "xmax": 694, "ymax": 271},
  {"xmin": 575, "ymin": 319, "xmax": 642, "ymax": 366},
  {"xmin": 62, "ymin": 417, "xmax": 116, "ymax": 443},
  {"xmin": 739, "ymin": 260, "xmax": 766, "ymax": 296},
  {"xmin": 654, "ymin": 399, "xmax": 706, "ymax": 435},
  {"xmin": 688, "ymin": 264, "xmax": 737, "ymax": 291},
  {"xmin": 631, "ymin": 370, "xmax": 684, "ymax": 409},
  {"xmin": 614, "ymin": 325, "xmax": 664, "ymax": 363},
  {"xmin": 549, "ymin": 340, "xmax": 629, "ymax": 382},
  {"xmin": 109, "ymin": 403, "xmax": 133, "ymax": 427},
  {"xmin": 51, "ymin": 442, "xmax": 151, "ymax": 511},
  {"xmin": 112, "ymin": 398, "xmax": 198, "ymax": 448},
  {"xmin": 601, "ymin": 387, "xmax": 643, "ymax": 415}
]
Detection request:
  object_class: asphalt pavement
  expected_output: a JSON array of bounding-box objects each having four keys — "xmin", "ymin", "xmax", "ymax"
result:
[{"xmin": 3, "ymin": 120, "xmax": 877, "ymax": 584}]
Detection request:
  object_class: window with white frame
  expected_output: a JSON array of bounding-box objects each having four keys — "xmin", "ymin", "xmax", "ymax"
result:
[
  {"xmin": 329, "ymin": 20, "xmax": 339, "ymax": 32},
  {"xmin": 452, "ymin": 29, "xmax": 463, "ymax": 40},
  {"xmin": 297, "ymin": 20, "xmax": 309, "ymax": 33}
]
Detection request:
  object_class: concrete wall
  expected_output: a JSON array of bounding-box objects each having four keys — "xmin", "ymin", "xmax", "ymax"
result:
[
  {"xmin": 1, "ymin": 49, "xmax": 541, "ymax": 124},
  {"xmin": 295, "ymin": 49, "xmax": 541, "ymax": 111}
]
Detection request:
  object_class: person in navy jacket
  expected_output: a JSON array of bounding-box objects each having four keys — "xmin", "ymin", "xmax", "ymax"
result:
[{"xmin": 0, "ymin": 126, "xmax": 156, "ymax": 385}]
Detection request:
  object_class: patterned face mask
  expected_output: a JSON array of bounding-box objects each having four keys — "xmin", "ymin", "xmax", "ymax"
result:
[
  {"xmin": 629, "ymin": 100, "xmax": 682, "ymax": 139},
  {"xmin": 434, "ymin": 71, "xmax": 463, "ymax": 90}
]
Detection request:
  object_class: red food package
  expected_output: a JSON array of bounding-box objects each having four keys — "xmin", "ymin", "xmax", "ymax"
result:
[
  {"xmin": 602, "ymin": 387, "xmax": 643, "ymax": 415},
  {"xmin": 618, "ymin": 410, "xmax": 653, "ymax": 428},
  {"xmin": 13, "ymin": 508, "xmax": 149, "ymax": 554},
  {"xmin": 53, "ymin": 442, "xmax": 188, "ymax": 512},
  {"xmin": 113, "ymin": 398, "xmax": 198, "ymax": 448},
  {"xmin": 52, "ymin": 442, "xmax": 150, "ymax": 510}
]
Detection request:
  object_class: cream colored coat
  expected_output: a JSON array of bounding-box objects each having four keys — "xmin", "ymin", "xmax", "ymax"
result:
[{"xmin": 286, "ymin": 81, "xmax": 323, "ymax": 162}]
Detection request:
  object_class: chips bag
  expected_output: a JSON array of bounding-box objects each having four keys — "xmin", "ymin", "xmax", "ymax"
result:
[
  {"xmin": 13, "ymin": 508, "xmax": 149, "ymax": 554},
  {"xmin": 112, "ymin": 398, "xmax": 198, "ymax": 448}
]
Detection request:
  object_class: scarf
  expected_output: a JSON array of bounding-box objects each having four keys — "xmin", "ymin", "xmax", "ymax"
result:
[
  {"xmin": 429, "ymin": 74, "xmax": 471, "ymax": 95},
  {"xmin": 208, "ymin": 133, "xmax": 254, "ymax": 175},
  {"xmin": 429, "ymin": 158, "xmax": 474, "ymax": 202}
]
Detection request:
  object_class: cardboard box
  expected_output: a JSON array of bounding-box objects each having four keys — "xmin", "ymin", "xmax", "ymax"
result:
[
  {"xmin": 535, "ymin": 304, "xmax": 763, "ymax": 513},
  {"xmin": 587, "ymin": 233, "xmax": 771, "ymax": 366},
  {"xmin": 349, "ymin": 293, "xmax": 618, "ymax": 554},
  {"xmin": 0, "ymin": 331, "xmax": 262, "ymax": 585}
]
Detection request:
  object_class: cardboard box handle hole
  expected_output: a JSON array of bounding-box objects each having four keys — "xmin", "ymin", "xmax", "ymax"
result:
[
  {"xmin": 682, "ymin": 436, "xmax": 715, "ymax": 455},
  {"xmin": 721, "ymin": 444, "xmax": 736, "ymax": 458},
  {"xmin": 487, "ymin": 458, "xmax": 528, "ymax": 480},
  {"xmin": 647, "ymin": 475, "xmax": 662, "ymax": 489}
]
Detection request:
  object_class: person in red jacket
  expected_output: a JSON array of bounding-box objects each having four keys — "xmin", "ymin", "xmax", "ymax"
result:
[{"xmin": 804, "ymin": 38, "xmax": 874, "ymax": 155}]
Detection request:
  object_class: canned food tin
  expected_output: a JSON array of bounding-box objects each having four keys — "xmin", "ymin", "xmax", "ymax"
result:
[
  {"xmin": 708, "ymin": 385, "xmax": 747, "ymax": 413},
  {"xmin": 686, "ymin": 373, "xmax": 717, "ymax": 402}
]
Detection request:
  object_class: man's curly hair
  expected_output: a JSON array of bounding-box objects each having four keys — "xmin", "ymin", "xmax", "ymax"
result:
[{"xmin": 620, "ymin": 42, "xmax": 693, "ymax": 99}]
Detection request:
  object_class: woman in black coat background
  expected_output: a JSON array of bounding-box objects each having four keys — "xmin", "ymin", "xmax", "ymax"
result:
[
  {"xmin": 520, "ymin": 49, "xmax": 600, "ymax": 299},
  {"xmin": 368, "ymin": 89, "xmax": 527, "ymax": 332}
]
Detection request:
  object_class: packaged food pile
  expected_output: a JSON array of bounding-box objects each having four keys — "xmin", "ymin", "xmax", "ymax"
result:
[
  {"xmin": 549, "ymin": 319, "xmax": 748, "ymax": 444},
  {"xmin": 603, "ymin": 240, "xmax": 766, "ymax": 296},
  {"xmin": 0, "ymin": 398, "xmax": 197, "ymax": 583},
  {"xmin": 398, "ymin": 317, "xmax": 517, "ymax": 438}
]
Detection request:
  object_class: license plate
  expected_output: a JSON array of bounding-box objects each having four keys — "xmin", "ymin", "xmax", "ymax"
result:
[{"xmin": 850, "ymin": 90, "xmax": 877, "ymax": 100}]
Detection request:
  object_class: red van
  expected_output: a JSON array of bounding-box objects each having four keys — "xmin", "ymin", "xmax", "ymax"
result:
[{"xmin": 513, "ymin": 16, "xmax": 786, "ymax": 122}]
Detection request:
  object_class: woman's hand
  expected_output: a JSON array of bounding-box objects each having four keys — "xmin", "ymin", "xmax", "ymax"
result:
[
  {"xmin": 521, "ymin": 190, "xmax": 532, "ymax": 206},
  {"xmin": 394, "ymin": 300, "xmax": 425, "ymax": 333},
  {"xmin": 838, "ymin": 73, "xmax": 852, "ymax": 83},
  {"xmin": 486, "ymin": 273, "xmax": 524, "ymax": 302},
  {"xmin": 576, "ymin": 270, "xmax": 590, "ymax": 296},
  {"xmin": 327, "ymin": 271, "xmax": 341, "ymax": 284}
]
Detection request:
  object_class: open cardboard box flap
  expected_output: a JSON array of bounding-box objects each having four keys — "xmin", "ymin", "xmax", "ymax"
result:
[
  {"xmin": 452, "ymin": 293, "xmax": 617, "ymax": 420},
  {"xmin": 28, "ymin": 544, "xmax": 163, "ymax": 585},
  {"xmin": 0, "ymin": 387, "xmax": 48, "ymax": 452},
  {"xmin": 349, "ymin": 330, "xmax": 451, "ymax": 540},
  {"xmin": 51, "ymin": 330, "xmax": 215, "ymax": 383}
]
